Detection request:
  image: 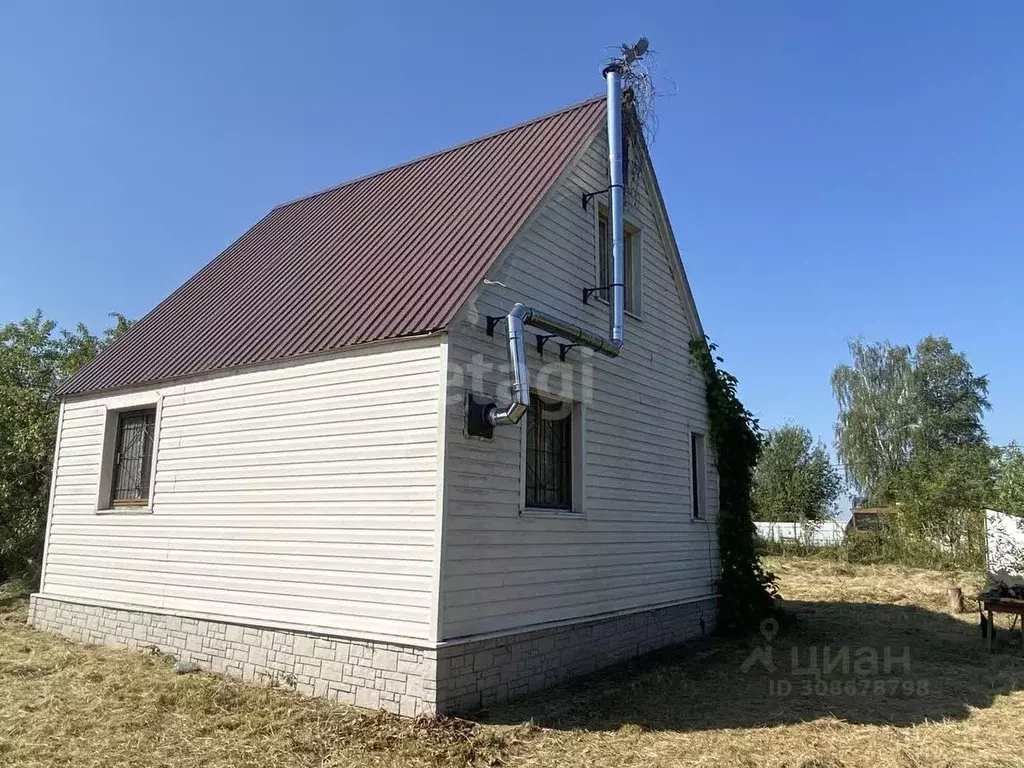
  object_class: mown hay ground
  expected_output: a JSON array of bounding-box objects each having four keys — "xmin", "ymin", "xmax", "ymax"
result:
[{"xmin": 3, "ymin": 559, "xmax": 1024, "ymax": 768}]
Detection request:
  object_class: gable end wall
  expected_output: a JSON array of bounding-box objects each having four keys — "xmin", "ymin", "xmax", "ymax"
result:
[{"xmin": 440, "ymin": 129, "xmax": 720, "ymax": 641}]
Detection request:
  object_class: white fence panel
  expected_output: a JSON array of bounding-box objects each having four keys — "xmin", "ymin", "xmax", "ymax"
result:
[
  {"xmin": 986, "ymin": 508, "xmax": 1024, "ymax": 580},
  {"xmin": 754, "ymin": 521, "xmax": 845, "ymax": 547}
]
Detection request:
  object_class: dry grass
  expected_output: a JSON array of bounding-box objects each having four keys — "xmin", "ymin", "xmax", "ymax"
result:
[
  {"xmin": 0, "ymin": 584, "xmax": 533, "ymax": 768},
  {"xmin": 4, "ymin": 560, "xmax": 1024, "ymax": 767}
]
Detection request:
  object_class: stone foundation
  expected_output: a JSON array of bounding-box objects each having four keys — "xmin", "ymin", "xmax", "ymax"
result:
[
  {"xmin": 436, "ymin": 599, "xmax": 716, "ymax": 712},
  {"xmin": 28, "ymin": 595, "xmax": 436, "ymax": 716},
  {"xmin": 29, "ymin": 594, "xmax": 715, "ymax": 715}
]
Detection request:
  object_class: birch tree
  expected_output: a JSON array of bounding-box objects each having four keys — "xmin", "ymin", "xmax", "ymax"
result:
[
  {"xmin": 832, "ymin": 335, "xmax": 990, "ymax": 506},
  {"xmin": 831, "ymin": 339, "xmax": 914, "ymax": 504}
]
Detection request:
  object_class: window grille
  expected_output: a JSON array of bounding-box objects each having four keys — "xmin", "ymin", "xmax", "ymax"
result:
[
  {"xmin": 110, "ymin": 409, "xmax": 156, "ymax": 506},
  {"xmin": 525, "ymin": 394, "xmax": 574, "ymax": 510}
]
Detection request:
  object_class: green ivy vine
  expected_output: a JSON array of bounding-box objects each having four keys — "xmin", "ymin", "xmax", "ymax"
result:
[{"xmin": 690, "ymin": 337, "xmax": 778, "ymax": 633}]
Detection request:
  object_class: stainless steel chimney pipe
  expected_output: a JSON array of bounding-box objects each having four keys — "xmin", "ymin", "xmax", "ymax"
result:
[
  {"xmin": 485, "ymin": 65, "xmax": 627, "ymax": 428},
  {"xmin": 604, "ymin": 63, "xmax": 626, "ymax": 348}
]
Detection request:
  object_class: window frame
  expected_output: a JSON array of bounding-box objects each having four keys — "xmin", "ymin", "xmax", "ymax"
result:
[
  {"xmin": 109, "ymin": 408, "xmax": 157, "ymax": 508},
  {"xmin": 95, "ymin": 394, "xmax": 163, "ymax": 515},
  {"xmin": 595, "ymin": 204, "xmax": 642, "ymax": 319},
  {"xmin": 519, "ymin": 391, "xmax": 585, "ymax": 517},
  {"xmin": 689, "ymin": 429, "xmax": 707, "ymax": 520}
]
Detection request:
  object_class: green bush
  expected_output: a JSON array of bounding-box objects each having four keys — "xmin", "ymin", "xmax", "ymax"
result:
[
  {"xmin": 762, "ymin": 520, "xmax": 984, "ymax": 571},
  {"xmin": 0, "ymin": 312, "xmax": 131, "ymax": 582},
  {"xmin": 756, "ymin": 538, "xmax": 846, "ymax": 561}
]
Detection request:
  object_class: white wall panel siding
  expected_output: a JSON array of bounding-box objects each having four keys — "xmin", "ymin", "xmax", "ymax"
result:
[
  {"xmin": 40, "ymin": 338, "xmax": 443, "ymax": 643},
  {"xmin": 441, "ymin": 132, "xmax": 719, "ymax": 640}
]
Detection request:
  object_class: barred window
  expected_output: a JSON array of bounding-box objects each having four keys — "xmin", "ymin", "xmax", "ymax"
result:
[
  {"xmin": 598, "ymin": 209, "xmax": 637, "ymax": 314},
  {"xmin": 524, "ymin": 393, "xmax": 574, "ymax": 510},
  {"xmin": 110, "ymin": 408, "xmax": 156, "ymax": 507}
]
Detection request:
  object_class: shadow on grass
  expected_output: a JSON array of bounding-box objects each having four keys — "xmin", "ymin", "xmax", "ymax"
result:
[
  {"xmin": 477, "ymin": 599, "xmax": 1024, "ymax": 731},
  {"xmin": 0, "ymin": 580, "xmax": 32, "ymax": 615}
]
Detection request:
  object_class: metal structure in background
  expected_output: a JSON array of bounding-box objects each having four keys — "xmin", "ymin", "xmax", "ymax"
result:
[{"xmin": 468, "ymin": 64, "xmax": 628, "ymax": 438}]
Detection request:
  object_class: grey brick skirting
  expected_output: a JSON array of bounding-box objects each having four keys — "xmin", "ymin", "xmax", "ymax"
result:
[
  {"xmin": 435, "ymin": 598, "xmax": 716, "ymax": 712},
  {"xmin": 28, "ymin": 595, "xmax": 436, "ymax": 716},
  {"xmin": 29, "ymin": 594, "xmax": 715, "ymax": 716}
]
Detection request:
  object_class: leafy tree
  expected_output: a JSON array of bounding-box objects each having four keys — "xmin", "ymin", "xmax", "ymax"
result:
[
  {"xmin": 888, "ymin": 443, "xmax": 994, "ymax": 566},
  {"xmin": 832, "ymin": 335, "xmax": 990, "ymax": 504},
  {"xmin": 58, "ymin": 313, "xmax": 132, "ymax": 376},
  {"xmin": 831, "ymin": 339, "xmax": 914, "ymax": 504},
  {"xmin": 753, "ymin": 425, "xmax": 844, "ymax": 523},
  {"xmin": 993, "ymin": 444, "xmax": 1024, "ymax": 516},
  {"xmin": 910, "ymin": 336, "xmax": 990, "ymax": 455},
  {"xmin": 0, "ymin": 311, "xmax": 131, "ymax": 580}
]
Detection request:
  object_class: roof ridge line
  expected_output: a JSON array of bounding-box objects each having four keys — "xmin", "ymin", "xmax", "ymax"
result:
[{"xmin": 272, "ymin": 92, "xmax": 605, "ymax": 211}]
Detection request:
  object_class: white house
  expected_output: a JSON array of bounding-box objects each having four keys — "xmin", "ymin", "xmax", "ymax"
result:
[{"xmin": 31, "ymin": 66, "xmax": 719, "ymax": 716}]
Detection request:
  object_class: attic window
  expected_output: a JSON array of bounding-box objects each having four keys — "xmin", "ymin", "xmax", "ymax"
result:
[
  {"xmin": 109, "ymin": 408, "xmax": 156, "ymax": 507},
  {"xmin": 597, "ymin": 208, "xmax": 640, "ymax": 315}
]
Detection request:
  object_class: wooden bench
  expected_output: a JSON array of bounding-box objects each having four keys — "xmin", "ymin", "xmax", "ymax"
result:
[{"xmin": 982, "ymin": 597, "xmax": 1024, "ymax": 652}]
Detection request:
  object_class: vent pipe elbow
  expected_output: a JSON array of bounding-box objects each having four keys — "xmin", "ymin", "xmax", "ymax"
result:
[{"xmin": 487, "ymin": 303, "xmax": 532, "ymax": 426}]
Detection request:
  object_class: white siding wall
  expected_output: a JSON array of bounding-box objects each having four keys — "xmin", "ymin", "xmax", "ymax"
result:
[
  {"xmin": 440, "ymin": 131, "xmax": 719, "ymax": 640},
  {"xmin": 41, "ymin": 337, "xmax": 444, "ymax": 644}
]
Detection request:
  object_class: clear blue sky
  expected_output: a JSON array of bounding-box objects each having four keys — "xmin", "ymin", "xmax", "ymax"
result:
[{"xmin": 2, "ymin": 1, "xmax": 1022, "ymax": 459}]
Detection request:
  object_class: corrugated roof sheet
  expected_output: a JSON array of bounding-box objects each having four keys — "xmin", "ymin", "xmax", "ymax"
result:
[{"xmin": 59, "ymin": 96, "xmax": 606, "ymax": 396}]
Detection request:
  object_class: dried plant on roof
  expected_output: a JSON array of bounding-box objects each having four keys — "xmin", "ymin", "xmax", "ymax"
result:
[{"xmin": 612, "ymin": 37, "xmax": 656, "ymax": 142}]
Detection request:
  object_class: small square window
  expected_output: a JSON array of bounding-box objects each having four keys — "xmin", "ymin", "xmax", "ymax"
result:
[
  {"xmin": 109, "ymin": 408, "xmax": 156, "ymax": 507},
  {"xmin": 691, "ymin": 431, "xmax": 706, "ymax": 519},
  {"xmin": 598, "ymin": 209, "xmax": 639, "ymax": 315},
  {"xmin": 524, "ymin": 393, "xmax": 574, "ymax": 510}
]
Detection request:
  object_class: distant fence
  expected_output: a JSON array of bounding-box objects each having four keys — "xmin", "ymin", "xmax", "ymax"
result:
[
  {"xmin": 754, "ymin": 521, "xmax": 845, "ymax": 547},
  {"xmin": 986, "ymin": 508, "xmax": 1024, "ymax": 579}
]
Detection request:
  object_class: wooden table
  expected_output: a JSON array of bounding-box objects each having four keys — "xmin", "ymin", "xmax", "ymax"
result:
[{"xmin": 982, "ymin": 597, "xmax": 1024, "ymax": 652}]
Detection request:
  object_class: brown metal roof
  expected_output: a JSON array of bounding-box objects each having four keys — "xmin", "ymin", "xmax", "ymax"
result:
[{"xmin": 59, "ymin": 96, "xmax": 606, "ymax": 396}]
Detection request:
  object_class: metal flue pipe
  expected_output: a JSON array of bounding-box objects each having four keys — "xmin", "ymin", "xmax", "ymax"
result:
[
  {"xmin": 487, "ymin": 303, "xmax": 531, "ymax": 426},
  {"xmin": 604, "ymin": 63, "xmax": 626, "ymax": 349},
  {"xmin": 486, "ymin": 64, "xmax": 627, "ymax": 428}
]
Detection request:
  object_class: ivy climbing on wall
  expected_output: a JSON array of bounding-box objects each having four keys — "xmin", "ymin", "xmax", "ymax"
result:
[
  {"xmin": 690, "ymin": 337, "xmax": 778, "ymax": 633},
  {"xmin": 610, "ymin": 39, "xmax": 776, "ymax": 631}
]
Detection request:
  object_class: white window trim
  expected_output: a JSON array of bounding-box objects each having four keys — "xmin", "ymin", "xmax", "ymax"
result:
[
  {"xmin": 519, "ymin": 393, "xmax": 586, "ymax": 518},
  {"xmin": 594, "ymin": 203, "xmax": 643, "ymax": 320},
  {"xmin": 94, "ymin": 392, "xmax": 164, "ymax": 515},
  {"xmin": 688, "ymin": 426, "xmax": 707, "ymax": 521}
]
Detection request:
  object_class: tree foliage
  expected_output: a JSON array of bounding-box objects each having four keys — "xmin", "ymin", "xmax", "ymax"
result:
[
  {"xmin": 753, "ymin": 425, "xmax": 844, "ymax": 523},
  {"xmin": 831, "ymin": 339, "xmax": 913, "ymax": 504},
  {"xmin": 689, "ymin": 337, "xmax": 776, "ymax": 633},
  {"xmin": 886, "ymin": 443, "xmax": 993, "ymax": 567},
  {"xmin": 832, "ymin": 335, "xmax": 992, "ymax": 568},
  {"xmin": 993, "ymin": 444, "xmax": 1024, "ymax": 517},
  {"xmin": 909, "ymin": 336, "xmax": 990, "ymax": 455},
  {"xmin": 0, "ymin": 311, "xmax": 131, "ymax": 579},
  {"xmin": 832, "ymin": 335, "xmax": 989, "ymax": 504}
]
